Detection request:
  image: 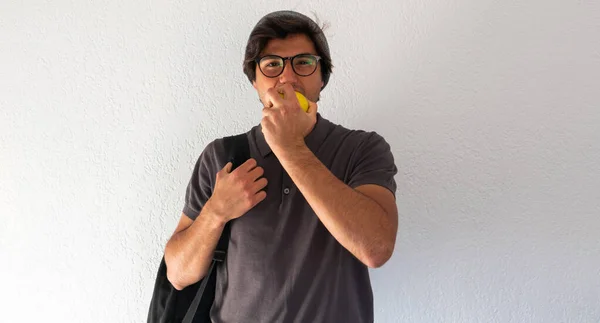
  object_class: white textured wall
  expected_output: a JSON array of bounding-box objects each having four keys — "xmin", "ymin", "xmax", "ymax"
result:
[{"xmin": 1, "ymin": 0, "xmax": 599, "ymax": 322}]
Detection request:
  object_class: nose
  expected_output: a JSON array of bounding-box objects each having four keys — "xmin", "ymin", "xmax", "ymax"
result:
[{"xmin": 278, "ymin": 59, "xmax": 298, "ymax": 84}]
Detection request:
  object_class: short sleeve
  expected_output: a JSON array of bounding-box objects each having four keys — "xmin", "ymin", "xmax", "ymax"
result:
[
  {"xmin": 347, "ymin": 132, "xmax": 398, "ymax": 196},
  {"xmin": 182, "ymin": 141, "xmax": 219, "ymax": 220}
]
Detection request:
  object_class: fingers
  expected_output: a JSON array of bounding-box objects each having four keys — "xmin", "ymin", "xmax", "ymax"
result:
[
  {"xmin": 244, "ymin": 161, "xmax": 267, "ymax": 191},
  {"xmin": 250, "ymin": 190, "xmax": 267, "ymax": 208},
  {"xmin": 238, "ymin": 160, "xmax": 267, "ymax": 194},
  {"xmin": 262, "ymin": 106, "xmax": 275, "ymax": 119},
  {"xmin": 221, "ymin": 157, "xmax": 267, "ymax": 190},
  {"xmin": 277, "ymin": 83, "xmax": 295, "ymax": 103},
  {"xmin": 216, "ymin": 162, "xmax": 233, "ymax": 180},
  {"xmin": 229, "ymin": 158, "xmax": 267, "ymax": 182},
  {"xmin": 248, "ymin": 164, "xmax": 264, "ymax": 181},
  {"xmin": 217, "ymin": 159, "xmax": 256, "ymax": 181},
  {"xmin": 252, "ymin": 177, "xmax": 268, "ymax": 193},
  {"xmin": 264, "ymin": 87, "xmax": 284, "ymax": 109},
  {"xmin": 238, "ymin": 158, "xmax": 258, "ymax": 172}
]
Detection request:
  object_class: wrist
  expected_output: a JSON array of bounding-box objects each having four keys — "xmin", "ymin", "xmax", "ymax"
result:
[
  {"xmin": 202, "ymin": 200, "xmax": 228, "ymax": 228},
  {"xmin": 277, "ymin": 142, "xmax": 310, "ymax": 164}
]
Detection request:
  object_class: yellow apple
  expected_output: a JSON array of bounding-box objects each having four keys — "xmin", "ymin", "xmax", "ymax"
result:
[{"xmin": 279, "ymin": 91, "xmax": 310, "ymax": 112}]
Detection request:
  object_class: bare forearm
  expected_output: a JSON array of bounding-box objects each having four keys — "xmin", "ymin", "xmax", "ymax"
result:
[
  {"xmin": 278, "ymin": 145, "xmax": 396, "ymax": 268},
  {"xmin": 164, "ymin": 206, "xmax": 225, "ymax": 290}
]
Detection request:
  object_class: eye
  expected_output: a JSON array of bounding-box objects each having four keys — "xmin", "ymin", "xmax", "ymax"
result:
[
  {"xmin": 294, "ymin": 56, "xmax": 316, "ymax": 66},
  {"xmin": 260, "ymin": 57, "xmax": 283, "ymax": 69}
]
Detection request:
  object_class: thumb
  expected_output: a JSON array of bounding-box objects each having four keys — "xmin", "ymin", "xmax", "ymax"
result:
[
  {"xmin": 216, "ymin": 162, "xmax": 232, "ymax": 181},
  {"xmin": 307, "ymin": 100, "xmax": 318, "ymax": 118},
  {"xmin": 222, "ymin": 161, "xmax": 233, "ymax": 173}
]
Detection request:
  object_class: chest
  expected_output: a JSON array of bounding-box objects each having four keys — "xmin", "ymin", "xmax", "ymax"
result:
[{"xmin": 228, "ymin": 139, "xmax": 358, "ymax": 252}]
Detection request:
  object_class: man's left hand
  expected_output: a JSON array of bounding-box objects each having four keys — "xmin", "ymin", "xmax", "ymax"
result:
[{"xmin": 261, "ymin": 84, "xmax": 318, "ymax": 157}]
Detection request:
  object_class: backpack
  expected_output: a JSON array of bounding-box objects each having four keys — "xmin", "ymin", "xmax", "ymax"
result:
[{"xmin": 147, "ymin": 133, "xmax": 250, "ymax": 323}]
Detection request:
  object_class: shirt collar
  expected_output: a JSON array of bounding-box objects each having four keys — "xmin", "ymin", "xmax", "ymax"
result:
[{"xmin": 255, "ymin": 113, "xmax": 333, "ymax": 158}]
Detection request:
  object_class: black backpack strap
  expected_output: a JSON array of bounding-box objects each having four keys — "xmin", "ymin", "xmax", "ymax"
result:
[{"xmin": 182, "ymin": 133, "xmax": 250, "ymax": 323}]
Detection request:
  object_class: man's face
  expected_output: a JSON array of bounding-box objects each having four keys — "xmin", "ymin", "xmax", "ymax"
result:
[{"xmin": 252, "ymin": 33, "xmax": 324, "ymax": 105}]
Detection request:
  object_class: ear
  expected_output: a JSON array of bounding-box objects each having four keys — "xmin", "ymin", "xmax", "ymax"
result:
[{"xmin": 252, "ymin": 80, "xmax": 257, "ymax": 90}]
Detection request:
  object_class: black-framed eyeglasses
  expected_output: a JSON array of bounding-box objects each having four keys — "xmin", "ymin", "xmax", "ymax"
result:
[{"xmin": 255, "ymin": 54, "xmax": 322, "ymax": 78}]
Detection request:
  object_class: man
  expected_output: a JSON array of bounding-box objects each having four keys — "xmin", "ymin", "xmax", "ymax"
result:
[{"xmin": 164, "ymin": 10, "xmax": 398, "ymax": 323}]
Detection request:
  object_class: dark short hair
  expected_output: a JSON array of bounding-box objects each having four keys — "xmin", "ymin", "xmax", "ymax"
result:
[{"xmin": 243, "ymin": 11, "xmax": 333, "ymax": 90}]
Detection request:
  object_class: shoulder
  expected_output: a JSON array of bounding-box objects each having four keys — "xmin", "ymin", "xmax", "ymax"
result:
[
  {"xmin": 200, "ymin": 129, "xmax": 254, "ymax": 166},
  {"xmin": 192, "ymin": 132, "xmax": 240, "ymax": 166},
  {"xmin": 326, "ymin": 119, "xmax": 391, "ymax": 150}
]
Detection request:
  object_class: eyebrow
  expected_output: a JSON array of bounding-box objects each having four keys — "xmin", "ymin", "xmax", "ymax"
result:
[{"xmin": 261, "ymin": 52, "xmax": 316, "ymax": 57}]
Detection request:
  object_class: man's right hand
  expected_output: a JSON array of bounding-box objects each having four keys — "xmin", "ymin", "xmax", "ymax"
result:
[{"xmin": 205, "ymin": 158, "xmax": 268, "ymax": 224}]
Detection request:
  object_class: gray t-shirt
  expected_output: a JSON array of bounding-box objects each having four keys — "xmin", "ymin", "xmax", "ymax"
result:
[{"xmin": 183, "ymin": 113, "xmax": 397, "ymax": 323}]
